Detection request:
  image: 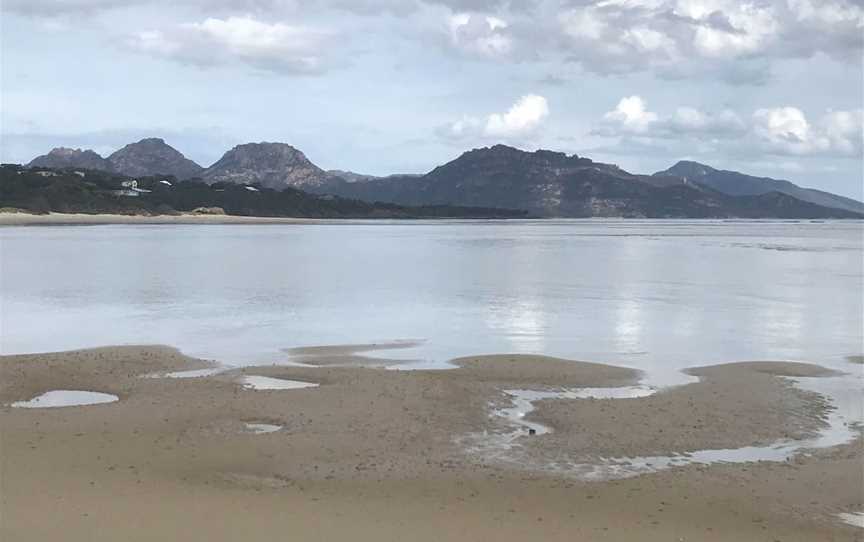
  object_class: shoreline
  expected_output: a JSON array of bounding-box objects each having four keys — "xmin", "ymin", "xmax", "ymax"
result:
[
  {"xmin": 0, "ymin": 212, "xmax": 323, "ymax": 226},
  {"xmin": 2, "ymin": 345, "xmax": 861, "ymax": 541},
  {"xmin": 2, "ymin": 211, "xmax": 862, "ymax": 226}
]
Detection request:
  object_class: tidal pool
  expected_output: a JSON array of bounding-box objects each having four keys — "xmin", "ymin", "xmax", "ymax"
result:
[
  {"xmin": 10, "ymin": 390, "xmax": 119, "ymax": 408},
  {"xmin": 244, "ymin": 423, "xmax": 283, "ymax": 434},
  {"xmin": 466, "ymin": 373, "xmax": 862, "ymax": 481},
  {"xmin": 240, "ymin": 376, "xmax": 319, "ymax": 390},
  {"xmin": 837, "ymin": 512, "xmax": 864, "ymax": 529},
  {"xmin": 146, "ymin": 367, "xmax": 227, "ymax": 379}
]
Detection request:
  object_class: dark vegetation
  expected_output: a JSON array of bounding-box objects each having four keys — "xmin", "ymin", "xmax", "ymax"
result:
[{"xmin": 0, "ymin": 165, "xmax": 528, "ymax": 219}]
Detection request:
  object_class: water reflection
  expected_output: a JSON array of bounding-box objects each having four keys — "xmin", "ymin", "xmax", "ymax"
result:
[{"xmin": 1, "ymin": 221, "xmax": 861, "ymax": 376}]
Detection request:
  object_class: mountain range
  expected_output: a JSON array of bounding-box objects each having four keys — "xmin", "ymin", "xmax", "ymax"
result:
[
  {"xmin": 653, "ymin": 161, "xmax": 864, "ymax": 215},
  {"xmin": 29, "ymin": 138, "xmax": 204, "ymax": 181},
  {"xmin": 23, "ymin": 138, "xmax": 864, "ymax": 219}
]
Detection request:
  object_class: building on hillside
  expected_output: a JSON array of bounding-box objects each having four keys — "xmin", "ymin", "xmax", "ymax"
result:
[{"xmin": 111, "ymin": 180, "xmax": 152, "ymax": 197}]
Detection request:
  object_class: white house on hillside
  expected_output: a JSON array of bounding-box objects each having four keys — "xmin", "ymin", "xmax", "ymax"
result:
[{"xmin": 112, "ymin": 180, "xmax": 152, "ymax": 197}]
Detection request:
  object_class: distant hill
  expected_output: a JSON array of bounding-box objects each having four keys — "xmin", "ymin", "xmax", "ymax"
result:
[
  {"xmin": 308, "ymin": 145, "xmax": 862, "ymax": 219},
  {"xmin": 326, "ymin": 170, "xmax": 380, "ymax": 183},
  {"xmin": 0, "ymin": 165, "xmax": 526, "ymax": 219},
  {"xmin": 28, "ymin": 148, "xmax": 114, "ymax": 172},
  {"xmin": 655, "ymin": 161, "xmax": 864, "ymax": 215},
  {"xmin": 108, "ymin": 138, "xmax": 203, "ymax": 180},
  {"xmin": 21, "ymin": 140, "xmax": 864, "ymax": 219},
  {"xmin": 202, "ymin": 143, "xmax": 331, "ymax": 189},
  {"xmin": 28, "ymin": 139, "xmax": 203, "ymax": 180}
]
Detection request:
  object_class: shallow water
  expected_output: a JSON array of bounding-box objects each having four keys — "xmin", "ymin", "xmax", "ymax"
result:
[
  {"xmin": 499, "ymin": 386, "xmax": 657, "ymax": 436},
  {"xmin": 10, "ymin": 390, "xmax": 119, "ymax": 408},
  {"xmin": 466, "ymin": 372, "xmax": 863, "ymax": 480},
  {"xmin": 240, "ymin": 376, "xmax": 319, "ymax": 390},
  {"xmin": 838, "ymin": 512, "xmax": 864, "ymax": 529},
  {"xmin": 147, "ymin": 367, "xmax": 228, "ymax": 378},
  {"xmin": 244, "ymin": 423, "xmax": 283, "ymax": 434},
  {"xmin": 2, "ymin": 220, "xmax": 861, "ymax": 386}
]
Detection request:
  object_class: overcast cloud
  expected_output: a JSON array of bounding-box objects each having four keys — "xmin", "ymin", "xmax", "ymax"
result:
[{"xmin": 1, "ymin": 0, "xmax": 862, "ymax": 198}]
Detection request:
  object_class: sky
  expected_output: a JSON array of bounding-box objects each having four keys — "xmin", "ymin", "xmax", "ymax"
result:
[{"xmin": 1, "ymin": 0, "xmax": 862, "ymax": 199}]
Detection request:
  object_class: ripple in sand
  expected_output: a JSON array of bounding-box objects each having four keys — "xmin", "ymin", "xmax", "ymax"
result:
[
  {"xmin": 240, "ymin": 376, "xmax": 319, "ymax": 390},
  {"xmin": 10, "ymin": 390, "xmax": 119, "ymax": 408}
]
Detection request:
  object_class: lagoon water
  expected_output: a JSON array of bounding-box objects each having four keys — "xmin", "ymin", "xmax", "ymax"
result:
[{"xmin": 1, "ymin": 220, "xmax": 862, "ymax": 383}]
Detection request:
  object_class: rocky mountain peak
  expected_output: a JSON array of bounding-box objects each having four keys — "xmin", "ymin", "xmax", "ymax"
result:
[
  {"xmin": 660, "ymin": 160, "xmax": 717, "ymax": 179},
  {"xmin": 202, "ymin": 142, "xmax": 329, "ymax": 189},
  {"xmin": 107, "ymin": 138, "xmax": 203, "ymax": 179},
  {"xmin": 28, "ymin": 147, "xmax": 113, "ymax": 171},
  {"xmin": 430, "ymin": 145, "xmax": 599, "ymax": 182}
]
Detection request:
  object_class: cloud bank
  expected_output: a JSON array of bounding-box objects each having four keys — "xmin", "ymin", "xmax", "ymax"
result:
[
  {"xmin": 594, "ymin": 95, "xmax": 863, "ymax": 159},
  {"xmin": 127, "ymin": 16, "xmax": 334, "ymax": 74},
  {"xmin": 7, "ymin": 1, "xmax": 862, "ymax": 82}
]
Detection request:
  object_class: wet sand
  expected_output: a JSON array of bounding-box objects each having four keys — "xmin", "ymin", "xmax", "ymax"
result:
[
  {"xmin": 1, "ymin": 346, "xmax": 861, "ymax": 541},
  {"xmin": 284, "ymin": 341, "xmax": 426, "ymax": 366},
  {"xmin": 530, "ymin": 361, "xmax": 838, "ymax": 458}
]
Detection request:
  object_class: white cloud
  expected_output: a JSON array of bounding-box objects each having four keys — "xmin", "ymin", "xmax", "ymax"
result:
[
  {"xmin": 128, "ymin": 16, "xmax": 334, "ymax": 75},
  {"xmin": 6, "ymin": 0, "xmax": 862, "ymax": 83},
  {"xmin": 752, "ymin": 106, "xmax": 812, "ymax": 145},
  {"xmin": 786, "ymin": 0, "xmax": 864, "ymax": 25},
  {"xmin": 752, "ymin": 106, "xmax": 864, "ymax": 156},
  {"xmin": 691, "ymin": 4, "xmax": 777, "ymax": 58},
  {"xmin": 594, "ymin": 97, "xmax": 862, "ymax": 158},
  {"xmin": 820, "ymin": 109, "xmax": 864, "ymax": 154},
  {"xmin": 602, "ymin": 96, "xmax": 658, "ymax": 133},
  {"xmin": 447, "ymin": 12, "xmax": 514, "ymax": 58},
  {"xmin": 440, "ymin": 94, "xmax": 549, "ymax": 141},
  {"xmin": 485, "ymin": 94, "xmax": 549, "ymax": 137},
  {"xmin": 554, "ymin": 0, "xmax": 862, "ymax": 82}
]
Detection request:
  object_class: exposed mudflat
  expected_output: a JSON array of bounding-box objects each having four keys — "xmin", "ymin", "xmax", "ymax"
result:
[
  {"xmin": 283, "ymin": 341, "xmax": 425, "ymax": 367},
  {"xmin": 528, "ymin": 361, "xmax": 838, "ymax": 458},
  {"xmin": 1, "ymin": 346, "xmax": 861, "ymax": 541}
]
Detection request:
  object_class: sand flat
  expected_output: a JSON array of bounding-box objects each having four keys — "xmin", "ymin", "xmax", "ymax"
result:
[
  {"xmin": 283, "ymin": 340, "xmax": 425, "ymax": 366},
  {"xmin": 1, "ymin": 346, "xmax": 861, "ymax": 541},
  {"xmin": 526, "ymin": 361, "xmax": 838, "ymax": 458}
]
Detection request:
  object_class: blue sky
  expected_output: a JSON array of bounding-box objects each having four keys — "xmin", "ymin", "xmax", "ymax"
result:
[{"xmin": 2, "ymin": 0, "xmax": 862, "ymax": 198}]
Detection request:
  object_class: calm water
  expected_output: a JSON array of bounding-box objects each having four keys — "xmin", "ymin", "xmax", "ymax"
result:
[{"xmin": 1, "ymin": 220, "xmax": 862, "ymax": 384}]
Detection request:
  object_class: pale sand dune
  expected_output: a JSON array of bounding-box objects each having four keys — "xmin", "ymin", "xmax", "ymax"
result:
[{"xmin": 1, "ymin": 346, "xmax": 861, "ymax": 541}]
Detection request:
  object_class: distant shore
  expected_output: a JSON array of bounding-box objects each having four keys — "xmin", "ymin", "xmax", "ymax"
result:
[
  {"xmin": 1, "ymin": 345, "xmax": 861, "ymax": 541},
  {"xmin": 0, "ymin": 211, "xmax": 323, "ymax": 226},
  {"xmin": 3, "ymin": 211, "xmax": 862, "ymax": 227}
]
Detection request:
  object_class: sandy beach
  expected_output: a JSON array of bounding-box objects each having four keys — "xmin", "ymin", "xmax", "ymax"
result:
[
  {"xmin": 1, "ymin": 346, "xmax": 861, "ymax": 541},
  {"xmin": 0, "ymin": 211, "xmax": 323, "ymax": 226}
]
